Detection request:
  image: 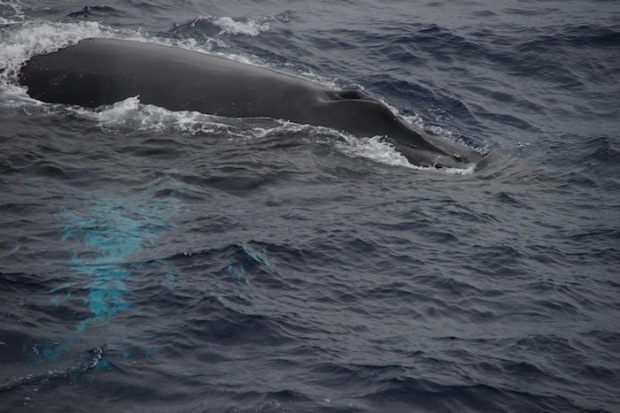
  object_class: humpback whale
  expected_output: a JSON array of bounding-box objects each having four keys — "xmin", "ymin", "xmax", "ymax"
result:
[{"xmin": 18, "ymin": 38, "xmax": 482, "ymax": 169}]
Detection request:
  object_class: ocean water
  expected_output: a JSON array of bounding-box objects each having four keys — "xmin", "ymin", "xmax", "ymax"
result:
[{"xmin": 0, "ymin": 1, "xmax": 619, "ymax": 412}]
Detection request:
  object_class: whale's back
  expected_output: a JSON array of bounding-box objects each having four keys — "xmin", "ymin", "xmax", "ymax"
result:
[{"xmin": 19, "ymin": 38, "xmax": 323, "ymax": 119}]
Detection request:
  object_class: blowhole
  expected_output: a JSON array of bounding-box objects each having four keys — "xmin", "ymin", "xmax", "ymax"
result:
[{"xmin": 337, "ymin": 90, "xmax": 364, "ymax": 100}]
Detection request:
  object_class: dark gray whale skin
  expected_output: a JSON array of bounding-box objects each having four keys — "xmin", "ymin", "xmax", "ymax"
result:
[{"xmin": 19, "ymin": 38, "xmax": 483, "ymax": 169}]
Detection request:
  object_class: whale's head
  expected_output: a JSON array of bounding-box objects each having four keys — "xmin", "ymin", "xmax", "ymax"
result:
[{"xmin": 320, "ymin": 92, "xmax": 484, "ymax": 170}]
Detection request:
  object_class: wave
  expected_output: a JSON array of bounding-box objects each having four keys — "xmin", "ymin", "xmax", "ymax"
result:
[
  {"xmin": 170, "ymin": 14, "xmax": 290, "ymax": 38},
  {"xmin": 0, "ymin": 345, "xmax": 105, "ymax": 394}
]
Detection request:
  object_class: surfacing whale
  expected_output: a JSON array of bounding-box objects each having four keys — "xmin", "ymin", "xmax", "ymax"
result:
[{"xmin": 18, "ymin": 38, "xmax": 483, "ymax": 169}]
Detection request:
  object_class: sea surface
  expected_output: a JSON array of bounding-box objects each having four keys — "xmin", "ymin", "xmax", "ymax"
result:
[{"xmin": 0, "ymin": 1, "xmax": 619, "ymax": 412}]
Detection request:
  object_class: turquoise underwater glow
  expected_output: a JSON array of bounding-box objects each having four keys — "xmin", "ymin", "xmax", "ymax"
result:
[
  {"xmin": 28, "ymin": 193, "xmax": 274, "ymax": 379},
  {"xmin": 60, "ymin": 200, "xmax": 155, "ymax": 332},
  {"xmin": 31, "ymin": 195, "xmax": 176, "ymax": 367}
]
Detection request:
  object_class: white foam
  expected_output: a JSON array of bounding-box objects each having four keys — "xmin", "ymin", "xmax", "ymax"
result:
[
  {"xmin": 336, "ymin": 135, "xmax": 412, "ymax": 167},
  {"xmin": 212, "ymin": 16, "xmax": 270, "ymax": 36},
  {"xmin": 0, "ymin": 0, "xmax": 24, "ymax": 25},
  {"xmin": 335, "ymin": 134, "xmax": 475, "ymax": 174},
  {"xmin": 0, "ymin": 21, "xmax": 109, "ymax": 83},
  {"xmin": 72, "ymin": 97, "xmax": 243, "ymax": 138},
  {"xmin": 177, "ymin": 15, "xmax": 271, "ymax": 37}
]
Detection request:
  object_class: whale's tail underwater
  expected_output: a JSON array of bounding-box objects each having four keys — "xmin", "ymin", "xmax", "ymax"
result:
[{"xmin": 18, "ymin": 38, "xmax": 484, "ymax": 170}]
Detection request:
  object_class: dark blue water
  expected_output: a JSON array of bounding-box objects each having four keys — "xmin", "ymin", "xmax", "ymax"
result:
[{"xmin": 1, "ymin": 1, "xmax": 619, "ymax": 412}]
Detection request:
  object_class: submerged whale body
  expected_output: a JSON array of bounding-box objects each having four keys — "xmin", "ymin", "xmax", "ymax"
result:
[{"xmin": 19, "ymin": 38, "xmax": 483, "ymax": 169}]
